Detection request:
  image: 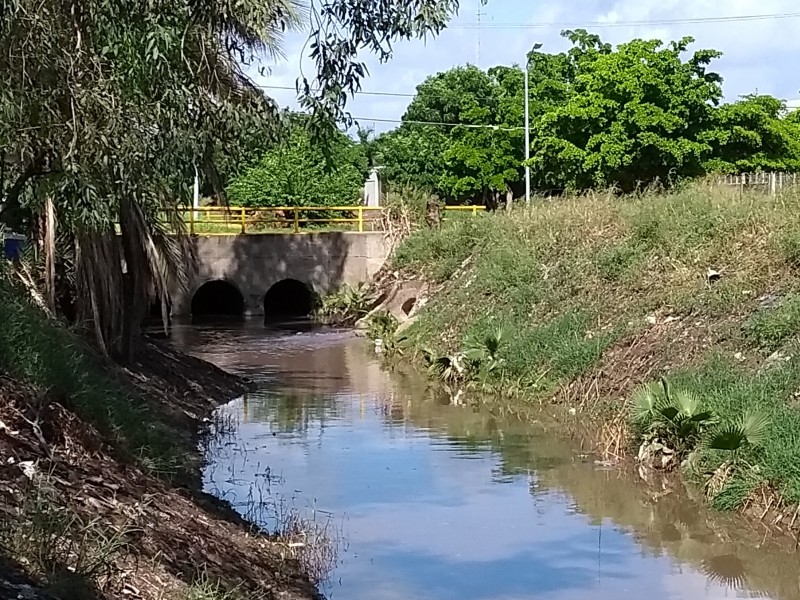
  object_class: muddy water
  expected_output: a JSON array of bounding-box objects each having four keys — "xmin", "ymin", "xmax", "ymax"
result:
[{"xmin": 171, "ymin": 323, "xmax": 800, "ymax": 600}]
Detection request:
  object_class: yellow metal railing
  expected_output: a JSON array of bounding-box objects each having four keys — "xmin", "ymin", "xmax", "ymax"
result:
[
  {"xmin": 442, "ymin": 205, "xmax": 483, "ymax": 217},
  {"xmin": 172, "ymin": 205, "xmax": 484, "ymax": 235}
]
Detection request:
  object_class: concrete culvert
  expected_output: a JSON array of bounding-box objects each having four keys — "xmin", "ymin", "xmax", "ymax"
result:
[
  {"xmin": 191, "ymin": 280, "xmax": 245, "ymax": 317},
  {"xmin": 264, "ymin": 279, "xmax": 313, "ymax": 320}
]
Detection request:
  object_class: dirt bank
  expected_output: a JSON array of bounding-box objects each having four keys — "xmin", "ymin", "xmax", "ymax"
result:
[
  {"xmin": 0, "ymin": 338, "xmax": 321, "ymax": 600},
  {"xmin": 381, "ymin": 183, "xmax": 800, "ymax": 538}
]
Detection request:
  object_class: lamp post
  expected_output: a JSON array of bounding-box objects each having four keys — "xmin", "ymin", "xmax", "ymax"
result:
[
  {"xmin": 524, "ymin": 65, "xmax": 531, "ymax": 207},
  {"xmin": 524, "ymin": 44, "xmax": 542, "ymax": 208}
]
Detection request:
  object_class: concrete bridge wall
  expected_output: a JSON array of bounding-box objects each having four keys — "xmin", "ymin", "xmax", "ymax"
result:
[{"xmin": 172, "ymin": 231, "xmax": 391, "ymax": 316}]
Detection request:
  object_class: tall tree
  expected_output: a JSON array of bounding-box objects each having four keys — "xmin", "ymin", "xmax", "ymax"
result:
[
  {"xmin": 530, "ymin": 30, "xmax": 723, "ymax": 192},
  {"xmin": 227, "ymin": 122, "xmax": 368, "ymax": 207},
  {"xmin": 0, "ymin": 0, "xmax": 469, "ymax": 357},
  {"xmin": 378, "ymin": 64, "xmax": 525, "ymax": 204},
  {"xmin": 702, "ymin": 95, "xmax": 800, "ymax": 173}
]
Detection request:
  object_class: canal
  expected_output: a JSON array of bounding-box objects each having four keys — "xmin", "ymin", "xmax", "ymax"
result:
[{"xmin": 170, "ymin": 322, "xmax": 800, "ymax": 600}]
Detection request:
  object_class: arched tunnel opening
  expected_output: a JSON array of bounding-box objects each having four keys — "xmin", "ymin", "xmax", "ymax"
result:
[
  {"xmin": 191, "ymin": 280, "xmax": 245, "ymax": 318},
  {"xmin": 264, "ymin": 279, "xmax": 314, "ymax": 320},
  {"xmin": 401, "ymin": 297, "xmax": 417, "ymax": 316}
]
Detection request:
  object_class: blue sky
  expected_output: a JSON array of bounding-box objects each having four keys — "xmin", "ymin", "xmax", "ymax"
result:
[{"xmin": 249, "ymin": 0, "xmax": 800, "ymax": 132}]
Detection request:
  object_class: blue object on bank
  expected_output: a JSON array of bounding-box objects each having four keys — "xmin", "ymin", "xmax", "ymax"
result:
[{"xmin": 3, "ymin": 233, "xmax": 25, "ymax": 260}]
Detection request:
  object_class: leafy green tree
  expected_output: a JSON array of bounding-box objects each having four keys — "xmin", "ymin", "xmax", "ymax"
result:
[
  {"xmin": 439, "ymin": 66, "xmax": 524, "ymax": 204},
  {"xmin": 376, "ymin": 126, "xmax": 450, "ymax": 194},
  {"xmin": 226, "ymin": 124, "xmax": 368, "ymax": 207},
  {"xmin": 702, "ymin": 95, "xmax": 800, "ymax": 173},
  {"xmin": 378, "ymin": 65, "xmax": 525, "ymax": 204},
  {"xmin": 531, "ymin": 31, "xmax": 723, "ymax": 191},
  {"xmin": 0, "ymin": 0, "xmax": 467, "ymax": 356}
]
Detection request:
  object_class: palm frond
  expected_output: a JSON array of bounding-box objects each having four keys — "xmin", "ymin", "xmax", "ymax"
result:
[
  {"xmin": 483, "ymin": 327, "xmax": 504, "ymax": 357},
  {"xmin": 739, "ymin": 409, "xmax": 771, "ymax": 446},
  {"xmin": 707, "ymin": 425, "xmax": 748, "ymax": 452},
  {"xmin": 707, "ymin": 410, "xmax": 770, "ymax": 452},
  {"xmin": 630, "ymin": 383, "xmax": 660, "ymax": 423},
  {"xmin": 670, "ymin": 390, "xmax": 702, "ymax": 418}
]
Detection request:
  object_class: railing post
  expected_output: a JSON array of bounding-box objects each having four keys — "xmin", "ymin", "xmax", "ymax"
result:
[
  {"xmin": 240, "ymin": 207, "xmax": 246, "ymax": 234},
  {"xmin": 188, "ymin": 206, "xmax": 195, "ymax": 235},
  {"xmin": 472, "ymin": 206, "xmax": 478, "ymax": 216},
  {"xmin": 358, "ymin": 206, "xmax": 364, "ymax": 232},
  {"xmin": 294, "ymin": 207, "xmax": 300, "ymax": 233}
]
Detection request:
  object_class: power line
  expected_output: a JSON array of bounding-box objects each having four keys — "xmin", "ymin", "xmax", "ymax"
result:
[
  {"xmin": 448, "ymin": 11, "xmax": 800, "ymax": 29},
  {"xmin": 259, "ymin": 84, "xmax": 417, "ymax": 99},
  {"xmin": 351, "ymin": 116, "xmax": 524, "ymax": 131},
  {"xmin": 256, "ymin": 84, "xmax": 800, "ymax": 107},
  {"xmin": 257, "ymin": 83, "xmax": 503, "ymax": 104}
]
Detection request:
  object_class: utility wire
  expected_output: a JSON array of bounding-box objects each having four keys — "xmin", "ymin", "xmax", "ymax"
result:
[
  {"xmin": 260, "ymin": 84, "xmax": 418, "ymax": 98},
  {"xmin": 258, "ymin": 83, "xmax": 506, "ymax": 106},
  {"xmin": 258, "ymin": 84, "xmax": 800, "ymax": 107},
  {"xmin": 448, "ymin": 11, "xmax": 800, "ymax": 29},
  {"xmin": 350, "ymin": 116, "xmax": 524, "ymax": 130}
]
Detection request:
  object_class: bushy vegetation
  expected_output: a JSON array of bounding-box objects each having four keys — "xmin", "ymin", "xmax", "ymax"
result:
[
  {"xmin": 226, "ymin": 125, "xmax": 369, "ymax": 208},
  {"xmin": 377, "ymin": 30, "xmax": 800, "ymax": 203},
  {"xmin": 0, "ymin": 270, "xmax": 179, "ymax": 469},
  {"xmin": 394, "ymin": 182, "xmax": 800, "ymax": 513},
  {"xmin": 315, "ymin": 284, "xmax": 374, "ymax": 326}
]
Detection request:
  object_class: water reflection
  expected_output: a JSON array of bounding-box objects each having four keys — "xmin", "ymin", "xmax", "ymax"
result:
[{"xmin": 170, "ymin": 323, "xmax": 800, "ymax": 600}]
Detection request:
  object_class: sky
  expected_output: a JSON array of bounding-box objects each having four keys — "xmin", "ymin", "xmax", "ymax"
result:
[{"xmin": 249, "ymin": 1, "xmax": 800, "ymax": 133}]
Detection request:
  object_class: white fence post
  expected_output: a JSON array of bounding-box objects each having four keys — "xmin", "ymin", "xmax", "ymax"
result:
[{"xmin": 717, "ymin": 171, "xmax": 797, "ymax": 195}]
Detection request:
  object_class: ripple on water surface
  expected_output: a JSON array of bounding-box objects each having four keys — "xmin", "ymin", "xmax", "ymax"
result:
[{"xmin": 169, "ymin": 322, "xmax": 800, "ymax": 600}]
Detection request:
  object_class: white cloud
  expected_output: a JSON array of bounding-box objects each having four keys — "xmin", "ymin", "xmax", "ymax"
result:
[{"xmin": 248, "ymin": 0, "xmax": 800, "ymax": 131}]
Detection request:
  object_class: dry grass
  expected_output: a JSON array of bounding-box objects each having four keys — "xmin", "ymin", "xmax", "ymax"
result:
[{"xmin": 394, "ymin": 181, "xmax": 800, "ymax": 516}]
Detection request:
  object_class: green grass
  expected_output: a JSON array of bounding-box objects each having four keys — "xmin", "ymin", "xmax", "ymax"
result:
[
  {"xmin": 392, "ymin": 182, "xmax": 800, "ymax": 511},
  {"xmin": 744, "ymin": 294, "xmax": 800, "ymax": 351},
  {"xmin": 0, "ymin": 271, "xmax": 180, "ymax": 470},
  {"xmin": 668, "ymin": 353, "xmax": 800, "ymax": 505},
  {"xmin": 393, "ymin": 216, "xmax": 485, "ymax": 281}
]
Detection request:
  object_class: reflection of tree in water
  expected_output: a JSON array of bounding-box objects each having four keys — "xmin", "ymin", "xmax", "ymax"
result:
[
  {"xmin": 384, "ymin": 389, "xmax": 798, "ymax": 600},
  {"xmin": 246, "ymin": 391, "xmax": 344, "ymax": 435}
]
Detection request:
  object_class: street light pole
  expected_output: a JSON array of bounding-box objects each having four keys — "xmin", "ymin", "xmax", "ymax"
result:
[{"xmin": 524, "ymin": 65, "xmax": 531, "ymax": 207}]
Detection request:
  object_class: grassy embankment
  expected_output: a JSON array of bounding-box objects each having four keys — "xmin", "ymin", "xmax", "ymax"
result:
[
  {"xmin": 390, "ymin": 182, "xmax": 800, "ymax": 520},
  {"xmin": 0, "ymin": 271, "xmax": 319, "ymax": 600}
]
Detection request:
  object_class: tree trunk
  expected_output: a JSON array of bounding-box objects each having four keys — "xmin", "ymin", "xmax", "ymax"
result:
[
  {"xmin": 75, "ymin": 232, "xmax": 125, "ymax": 357},
  {"xmin": 0, "ymin": 153, "xmax": 47, "ymax": 229},
  {"xmin": 505, "ymin": 185, "xmax": 513, "ymax": 211},
  {"xmin": 119, "ymin": 197, "xmax": 148, "ymax": 362},
  {"xmin": 44, "ymin": 197, "xmax": 56, "ymax": 312}
]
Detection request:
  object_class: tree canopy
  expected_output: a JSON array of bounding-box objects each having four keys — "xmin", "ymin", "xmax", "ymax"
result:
[
  {"xmin": 0, "ymin": 0, "xmax": 470, "ymax": 356},
  {"xmin": 227, "ymin": 123, "xmax": 368, "ymax": 207},
  {"xmin": 376, "ymin": 30, "xmax": 800, "ymax": 202}
]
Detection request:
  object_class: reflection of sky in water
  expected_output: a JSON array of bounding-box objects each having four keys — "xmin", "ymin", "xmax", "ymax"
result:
[{"xmin": 204, "ymin": 388, "xmax": 771, "ymax": 600}]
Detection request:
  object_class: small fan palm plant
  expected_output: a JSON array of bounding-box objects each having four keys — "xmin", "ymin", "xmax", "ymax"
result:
[
  {"xmin": 630, "ymin": 378, "xmax": 715, "ymax": 456},
  {"xmin": 702, "ymin": 410, "xmax": 771, "ymax": 501},
  {"xmin": 463, "ymin": 327, "xmax": 505, "ymax": 375},
  {"xmin": 706, "ymin": 410, "xmax": 771, "ymax": 457},
  {"xmin": 422, "ymin": 349, "xmax": 467, "ymax": 384}
]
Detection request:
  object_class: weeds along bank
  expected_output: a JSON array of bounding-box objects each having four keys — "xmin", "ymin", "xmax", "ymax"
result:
[
  {"xmin": 0, "ymin": 271, "xmax": 320, "ymax": 600},
  {"xmin": 384, "ymin": 183, "xmax": 800, "ymax": 527}
]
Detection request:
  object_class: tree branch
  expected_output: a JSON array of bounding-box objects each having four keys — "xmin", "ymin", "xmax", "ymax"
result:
[{"xmin": 0, "ymin": 153, "xmax": 51, "ymax": 222}]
